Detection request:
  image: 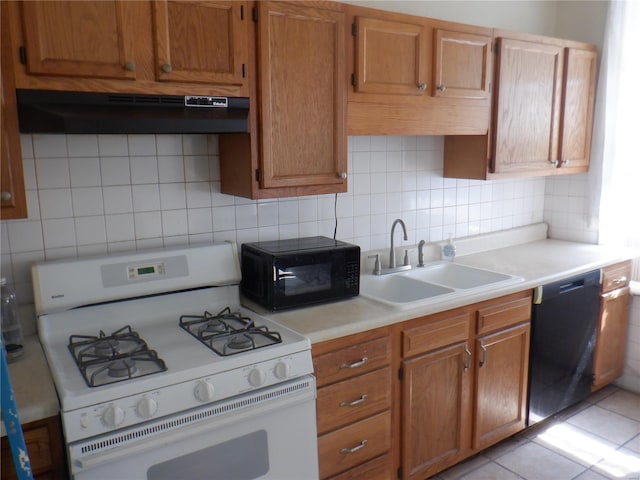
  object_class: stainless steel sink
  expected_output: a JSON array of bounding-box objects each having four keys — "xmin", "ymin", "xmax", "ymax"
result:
[{"xmin": 359, "ymin": 261, "xmax": 523, "ymax": 309}]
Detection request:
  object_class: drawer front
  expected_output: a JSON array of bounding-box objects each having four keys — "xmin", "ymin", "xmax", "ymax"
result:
[
  {"xmin": 1, "ymin": 425, "xmax": 52, "ymax": 479},
  {"xmin": 317, "ymin": 367, "xmax": 392, "ymax": 434},
  {"xmin": 403, "ymin": 312, "xmax": 470, "ymax": 358},
  {"xmin": 477, "ymin": 296, "xmax": 531, "ymax": 335},
  {"xmin": 327, "ymin": 452, "xmax": 393, "ymax": 480},
  {"xmin": 318, "ymin": 410, "xmax": 392, "ymax": 479},
  {"xmin": 314, "ymin": 336, "xmax": 391, "ymax": 387},
  {"xmin": 602, "ymin": 261, "xmax": 631, "ymax": 293}
]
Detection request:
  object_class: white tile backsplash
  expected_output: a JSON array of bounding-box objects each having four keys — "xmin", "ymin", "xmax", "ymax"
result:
[{"xmin": 0, "ymin": 133, "xmax": 582, "ymax": 307}]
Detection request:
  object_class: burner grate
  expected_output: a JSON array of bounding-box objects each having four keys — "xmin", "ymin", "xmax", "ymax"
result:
[
  {"xmin": 179, "ymin": 307, "xmax": 282, "ymax": 356},
  {"xmin": 68, "ymin": 325, "xmax": 167, "ymax": 388}
]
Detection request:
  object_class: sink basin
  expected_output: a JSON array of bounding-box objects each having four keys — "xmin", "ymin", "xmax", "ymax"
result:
[
  {"xmin": 359, "ymin": 261, "xmax": 523, "ymax": 309},
  {"xmin": 403, "ymin": 262, "xmax": 514, "ymax": 289},
  {"xmin": 359, "ymin": 274, "xmax": 455, "ymax": 306}
]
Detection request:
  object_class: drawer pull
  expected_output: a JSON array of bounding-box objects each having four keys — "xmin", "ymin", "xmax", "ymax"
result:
[
  {"xmin": 340, "ymin": 394, "xmax": 368, "ymax": 407},
  {"xmin": 340, "ymin": 439, "xmax": 368, "ymax": 454},
  {"xmin": 340, "ymin": 357, "xmax": 368, "ymax": 369},
  {"xmin": 613, "ymin": 276, "xmax": 628, "ymax": 285}
]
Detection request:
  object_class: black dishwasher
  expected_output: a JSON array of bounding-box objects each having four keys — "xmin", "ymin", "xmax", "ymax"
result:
[{"xmin": 527, "ymin": 269, "xmax": 601, "ymax": 425}]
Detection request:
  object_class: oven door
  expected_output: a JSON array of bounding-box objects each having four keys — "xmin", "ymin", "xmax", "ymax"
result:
[{"xmin": 68, "ymin": 376, "xmax": 318, "ymax": 480}]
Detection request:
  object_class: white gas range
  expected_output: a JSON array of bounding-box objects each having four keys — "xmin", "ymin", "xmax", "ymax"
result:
[{"xmin": 33, "ymin": 242, "xmax": 319, "ymax": 480}]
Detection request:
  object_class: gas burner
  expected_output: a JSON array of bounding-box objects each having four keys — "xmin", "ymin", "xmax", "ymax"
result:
[
  {"xmin": 68, "ymin": 326, "xmax": 167, "ymax": 387},
  {"xmin": 108, "ymin": 358, "xmax": 137, "ymax": 378},
  {"xmin": 225, "ymin": 333, "xmax": 255, "ymax": 353},
  {"xmin": 180, "ymin": 307, "xmax": 282, "ymax": 356},
  {"xmin": 94, "ymin": 338, "xmax": 120, "ymax": 357}
]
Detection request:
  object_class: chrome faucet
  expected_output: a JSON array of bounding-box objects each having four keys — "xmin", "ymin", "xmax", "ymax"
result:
[{"xmin": 389, "ymin": 218, "xmax": 408, "ymax": 269}]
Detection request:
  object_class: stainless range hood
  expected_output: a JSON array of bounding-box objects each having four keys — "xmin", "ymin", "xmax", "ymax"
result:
[{"xmin": 16, "ymin": 89, "xmax": 249, "ymax": 134}]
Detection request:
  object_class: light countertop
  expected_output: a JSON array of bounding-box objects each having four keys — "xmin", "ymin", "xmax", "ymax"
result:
[
  {"xmin": 3, "ymin": 230, "xmax": 635, "ymax": 431},
  {"xmin": 267, "ymin": 238, "xmax": 635, "ymax": 344},
  {"xmin": 1, "ymin": 335, "xmax": 60, "ymax": 437}
]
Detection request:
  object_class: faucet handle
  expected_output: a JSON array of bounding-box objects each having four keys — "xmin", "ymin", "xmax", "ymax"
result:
[
  {"xmin": 417, "ymin": 240, "xmax": 426, "ymax": 267},
  {"xmin": 367, "ymin": 254, "xmax": 382, "ymax": 275},
  {"xmin": 403, "ymin": 249, "xmax": 410, "ymax": 266}
]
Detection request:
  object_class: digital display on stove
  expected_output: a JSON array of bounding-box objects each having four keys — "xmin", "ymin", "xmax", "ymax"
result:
[{"xmin": 128, "ymin": 262, "xmax": 166, "ymax": 280}]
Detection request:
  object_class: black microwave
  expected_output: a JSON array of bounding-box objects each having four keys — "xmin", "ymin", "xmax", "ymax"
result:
[{"xmin": 240, "ymin": 236, "xmax": 360, "ymax": 311}]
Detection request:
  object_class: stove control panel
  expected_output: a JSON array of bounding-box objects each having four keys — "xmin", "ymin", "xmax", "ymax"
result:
[{"xmin": 61, "ymin": 350, "xmax": 314, "ymax": 443}]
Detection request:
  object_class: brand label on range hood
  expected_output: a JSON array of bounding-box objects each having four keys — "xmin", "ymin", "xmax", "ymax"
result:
[{"xmin": 184, "ymin": 96, "xmax": 228, "ymax": 108}]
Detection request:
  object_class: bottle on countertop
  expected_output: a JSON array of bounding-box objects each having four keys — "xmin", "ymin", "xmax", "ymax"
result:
[
  {"xmin": 441, "ymin": 233, "xmax": 456, "ymax": 262},
  {"xmin": 1, "ymin": 277, "xmax": 24, "ymax": 362}
]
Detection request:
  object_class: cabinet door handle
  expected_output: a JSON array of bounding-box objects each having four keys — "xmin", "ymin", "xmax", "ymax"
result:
[
  {"xmin": 161, "ymin": 63, "xmax": 173, "ymax": 73},
  {"xmin": 417, "ymin": 82, "xmax": 427, "ymax": 91},
  {"xmin": 479, "ymin": 343, "xmax": 487, "ymax": 367},
  {"xmin": 124, "ymin": 61, "xmax": 136, "ymax": 72},
  {"xmin": 1, "ymin": 191, "xmax": 12, "ymax": 202},
  {"xmin": 340, "ymin": 439, "xmax": 367, "ymax": 454},
  {"xmin": 463, "ymin": 345, "xmax": 471, "ymax": 372},
  {"xmin": 340, "ymin": 394, "xmax": 368, "ymax": 407},
  {"xmin": 340, "ymin": 357, "xmax": 368, "ymax": 369},
  {"xmin": 437, "ymin": 84, "xmax": 447, "ymax": 92}
]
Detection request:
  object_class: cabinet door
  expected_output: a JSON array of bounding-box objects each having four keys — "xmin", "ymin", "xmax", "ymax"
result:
[
  {"xmin": 20, "ymin": 1, "xmax": 138, "ymax": 80},
  {"xmin": 1, "ymin": 4, "xmax": 27, "ymax": 220},
  {"xmin": 353, "ymin": 16, "xmax": 428, "ymax": 96},
  {"xmin": 433, "ymin": 29, "xmax": 492, "ymax": 99},
  {"xmin": 257, "ymin": 2, "xmax": 346, "ymax": 189},
  {"xmin": 558, "ymin": 47, "xmax": 597, "ymax": 171},
  {"xmin": 401, "ymin": 342, "xmax": 472, "ymax": 480},
  {"xmin": 474, "ymin": 323, "xmax": 530, "ymax": 450},
  {"xmin": 593, "ymin": 287, "xmax": 630, "ymax": 390},
  {"xmin": 152, "ymin": 1, "xmax": 248, "ymax": 86},
  {"xmin": 492, "ymin": 38, "xmax": 563, "ymax": 174}
]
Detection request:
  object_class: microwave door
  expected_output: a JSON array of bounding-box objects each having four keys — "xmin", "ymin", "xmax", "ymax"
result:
[{"xmin": 274, "ymin": 262, "xmax": 334, "ymax": 298}]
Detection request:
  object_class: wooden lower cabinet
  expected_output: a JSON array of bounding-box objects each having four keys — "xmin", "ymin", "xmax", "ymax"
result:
[
  {"xmin": 313, "ymin": 291, "xmax": 532, "ymax": 480},
  {"xmin": 399, "ymin": 290, "xmax": 532, "ymax": 480},
  {"xmin": 1, "ymin": 416, "xmax": 65, "ymax": 480},
  {"xmin": 313, "ymin": 328, "xmax": 393, "ymax": 479},
  {"xmin": 401, "ymin": 341, "xmax": 473, "ymax": 479},
  {"xmin": 473, "ymin": 323, "xmax": 530, "ymax": 450},
  {"xmin": 592, "ymin": 261, "xmax": 632, "ymax": 390}
]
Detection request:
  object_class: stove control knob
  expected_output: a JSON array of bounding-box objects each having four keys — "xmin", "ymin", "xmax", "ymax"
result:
[
  {"xmin": 194, "ymin": 380, "xmax": 215, "ymax": 403},
  {"xmin": 136, "ymin": 397, "xmax": 158, "ymax": 419},
  {"xmin": 102, "ymin": 405, "xmax": 125, "ymax": 428},
  {"xmin": 248, "ymin": 368, "xmax": 267, "ymax": 387},
  {"xmin": 274, "ymin": 361, "xmax": 291, "ymax": 379}
]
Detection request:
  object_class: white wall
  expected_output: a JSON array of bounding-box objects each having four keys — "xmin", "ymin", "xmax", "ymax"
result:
[{"xmin": 343, "ymin": 0, "xmax": 560, "ymax": 35}]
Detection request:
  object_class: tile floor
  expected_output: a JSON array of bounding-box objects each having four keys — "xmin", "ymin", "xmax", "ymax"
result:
[{"xmin": 433, "ymin": 386, "xmax": 640, "ymax": 480}]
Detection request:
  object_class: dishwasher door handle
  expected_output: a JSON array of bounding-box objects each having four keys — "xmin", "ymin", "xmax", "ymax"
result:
[{"xmin": 557, "ymin": 279, "xmax": 586, "ymax": 295}]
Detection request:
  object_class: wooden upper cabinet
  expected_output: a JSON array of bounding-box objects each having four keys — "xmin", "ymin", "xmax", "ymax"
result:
[
  {"xmin": 7, "ymin": 0, "xmax": 250, "ymax": 96},
  {"xmin": 152, "ymin": 1, "xmax": 248, "ymax": 86},
  {"xmin": 492, "ymin": 38, "xmax": 564, "ymax": 175},
  {"xmin": 433, "ymin": 29, "xmax": 492, "ymax": 100},
  {"xmin": 19, "ymin": 1, "xmax": 138, "ymax": 80},
  {"xmin": 353, "ymin": 16, "xmax": 428, "ymax": 96},
  {"xmin": 558, "ymin": 47, "xmax": 598, "ymax": 172},
  {"xmin": 1, "ymin": 3, "xmax": 27, "ymax": 220},
  {"xmin": 257, "ymin": 1, "xmax": 346, "ymax": 190}
]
